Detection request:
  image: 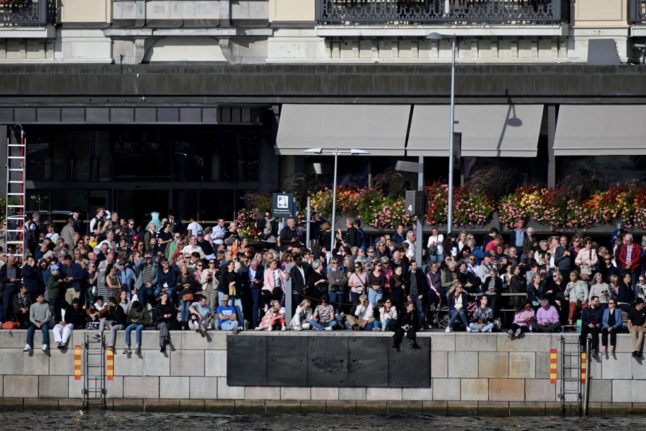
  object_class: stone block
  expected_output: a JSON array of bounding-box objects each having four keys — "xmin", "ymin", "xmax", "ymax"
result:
[
  {"xmin": 478, "ymin": 352, "xmax": 508, "ymax": 378},
  {"xmin": 455, "ymin": 333, "xmax": 497, "ymax": 352},
  {"xmin": 68, "ymin": 376, "xmax": 84, "ymax": 398},
  {"xmin": 22, "ymin": 351, "xmax": 50, "ymax": 375},
  {"xmin": 245, "ymin": 386, "xmax": 280, "ymax": 400},
  {"xmin": 614, "ymin": 381, "xmax": 632, "ymax": 404},
  {"xmin": 204, "ymin": 400, "xmax": 235, "ymax": 414},
  {"xmin": 143, "ymin": 399, "xmax": 181, "ymax": 412},
  {"xmin": 265, "ymin": 400, "xmax": 300, "ymax": 414},
  {"xmin": 217, "ymin": 377, "xmax": 245, "ymax": 400},
  {"xmin": 588, "ymin": 354, "xmax": 602, "ymax": 379},
  {"xmin": 448, "ymin": 352, "xmax": 478, "ymax": 378},
  {"xmin": 602, "ymin": 353, "xmax": 632, "ymax": 379},
  {"xmin": 4, "ymin": 376, "xmax": 38, "ymax": 398},
  {"xmin": 112, "ymin": 398, "xmax": 144, "ymax": 411},
  {"xmin": 49, "ymin": 349, "xmax": 75, "ymax": 376},
  {"xmin": 159, "ymin": 377, "xmax": 189, "ymax": 399},
  {"xmin": 0, "ymin": 398, "xmax": 24, "ymax": 409},
  {"xmin": 38, "ymin": 375, "xmax": 69, "ymax": 398},
  {"xmin": 509, "ymin": 352, "xmax": 535, "ymax": 378},
  {"xmin": 106, "ymin": 377, "xmax": 124, "ymax": 399},
  {"xmin": 431, "ymin": 351, "xmax": 448, "ymax": 378},
  {"xmin": 489, "ymin": 379, "xmax": 524, "ymax": 402},
  {"xmin": 0, "ymin": 350, "xmax": 23, "ymax": 374},
  {"xmin": 170, "ymin": 350, "xmax": 205, "ymax": 376},
  {"xmin": 366, "ymin": 388, "xmax": 402, "ymax": 401},
  {"xmin": 204, "ymin": 350, "xmax": 226, "ymax": 377},
  {"xmin": 431, "ymin": 378, "xmax": 460, "ymax": 400},
  {"xmin": 280, "ymin": 387, "xmax": 311, "ymax": 400},
  {"xmin": 114, "ymin": 351, "xmax": 144, "ymax": 376},
  {"xmin": 189, "ymin": 376, "xmax": 218, "ymax": 399},
  {"xmin": 142, "ymin": 350, "xmax": 170, "ymax": 376},
  {"xmin": 327, "ymin": 400, "xmax": 358, "ymax": 414},
  {"xmin": 180, "ymin": 399, "xmax": 205, "ymax": 411},
  {"xmin": 631, "ymin": 357, "xmax": 646, "ymax": 379},
  {"xmin": 388, "ymin": 400, "xmax": 422, "ymax": 413},
  {"xmin": 525, "ymin": 379, "xmax": 556, "ymax": 402},
  {"xmin": 234, "ymin": 400, "xmax": 266, "ymax": 414},
  {"xmin": 402, "ymin": 388, "xmax": 432, "ymax": 401},
  {"xmin": 59, "ymin": 398, "xmax": 84, "ymax": 410},
  {"xmin": 460, "ymin": 379, "xmax": 488, "ymax": 401},
  {"xmin": 339, "ymin": 387, "xmax": 366, "ymax": 400},
  {"xmin": 509, "ymin": 401, "xmax": 546, "ymax": 416},
  {"xmin": 300, "ymin": 401, "xmax": 327, "ymax": 413},
  {"xmin": 614, "ymin": 334, "xmax": 633, "ymax": 353},
  {"xmin": 630, "ymin": 380, "xmax": 646, "ymax": 402},
  {"xmin": 181, "ymin": 331, "xmax": 226, "ymax": 350},
  {"xmin": 310, "ymin": 387, "xmax": 339, "ymax": 400},
  {"xmin": 497, "ymin": 334, "xmax": 552, "ymax": 352},
  {"xmin": 422, "ymin": 400, "xmax": 448, "ymax": 415},
  {"xmin": 447, "ymin": 401, "xmax": 478, "ymax": 416},
  {"xmin": 431, "ymin": 334, "xmax": 455, "ymax": 351},
  {"xmin": 535, "ymin": 352, "xmax": 552, "ymax": 379},
  {"xmin": 588, "ymin": 379, "xmax": 611, "ymax": 403},
  {"xmin": 601, "ymin": 402, "xmax": 632, "ymax": 416},
  {"xmin": 0, "ymin": 330, "xmax": 28, "ymax": 348},
  {"xmin": 123, "ymin": 376, "xmax": 159, "ymax": 399},
  {"xmin": 23, "ymin": 398, "xmax": 60, "ymax": 409},
  {"xmin": 477, "ymin": 401, "xmax": 509, "ymax": 416},
  {"xmin": 0, "ymin": 373, "xmax": 2, "ymax": 396}
]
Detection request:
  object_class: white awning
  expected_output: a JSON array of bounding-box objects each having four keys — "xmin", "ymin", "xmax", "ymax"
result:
[
  {"xmin": 275, "ymin": 104, "xmax": 410, "ymax": 156},
  {"xmin": 407, "ymin": 105, "xmax": 544, "ymax": 157},
  {"xmin": 554, "ymin": 105, "xmax": 646, "ymax": 155}
]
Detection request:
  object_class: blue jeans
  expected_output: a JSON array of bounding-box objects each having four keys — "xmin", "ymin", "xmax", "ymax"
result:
[
  {"xmin": 139, "ymin": 287, "xmax": 155, "ymax": 307},
  {"xmin": 349, "ymin": 291, "xmax": 362, "ymax": 306},
  {"xmin": 180, "ymin": 299, "xmax": 191, "ymax": 324},
  {"xmin": 308, "ymin": 319, "xmax": 336, "ymax": 331},
  {"xmin": 124, "ymin": 323, "xmax": 144, "ymax": 347},
  {"xmin": 27, "ymin": 323, "xmax": 50, "ymax": 347},
  {"xmin": 154, "ymin": 286, "xmax": 175, "ymax": 303},
  {"xmin": 250, "ymin": 289, "xmax": 261, "ymax": 328},
  {"xmin": 413, "ymin": 296, "xmax": 426, "ymax": 326},
  {"xmin": 219, "ymin": 320, "xmax": 239, "ymax": 331},
  {"xmin": 328, "ymin": 290, "xmax": 344, "ymax": 313},
  {"xmin": 448, "ymin": 309, "xmax": 469, "ymax": 330},
  {"xmin": 469, "ymin": 322, "xmax": 494, "ymax": 333},
  {"xmin": 368, "ymin": 289, "xmax": 382, "ymax": 307}
]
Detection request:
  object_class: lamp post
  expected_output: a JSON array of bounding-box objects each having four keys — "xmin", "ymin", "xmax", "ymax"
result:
[
  {"xmin": 304, "ymin": 147, "xmax": 370, "ymax": 259},
  {"xmin": 427, "ymin": 32, "xmax": 456, "ymax": 234}
]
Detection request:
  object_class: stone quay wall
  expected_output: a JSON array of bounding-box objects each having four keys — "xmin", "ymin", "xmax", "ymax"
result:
[{"xmin": 0, "ymin": 330, "xmax": 645, "ymax": 415}]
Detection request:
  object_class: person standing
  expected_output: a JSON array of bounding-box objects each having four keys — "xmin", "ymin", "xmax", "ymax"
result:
[{"xmin": 618, "ymin": 233, "xmax": 641, "ymax": 291}]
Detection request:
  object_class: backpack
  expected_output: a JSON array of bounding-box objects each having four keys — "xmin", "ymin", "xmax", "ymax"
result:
[{"xmin": 2, "ymin": 321, "xmax": 20, "ymax": 330}]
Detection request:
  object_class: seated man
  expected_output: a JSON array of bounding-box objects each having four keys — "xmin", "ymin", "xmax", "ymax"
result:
[
  {"xmin": 346, "ymin": 294, "xmax": 375, "ymax": 330},
  {"xmin": 534, "ymin": 298, "xmax": 561, "ymax": 333},
  {"xmin": 580, "ymin": 296, "xmax": 603, "ymax": 356},
  {"xmin": 189, "ymin": 295, "xmax": 213, "ymax": 336},
  {"xmin": 11, "ymin": 284, "xmax": 32, "ymax": 329},
  {"xmin": 24, "ymin": 293, "xmax": 51, "ymax": 353},
  {"xmin": 216, "ymin": 295, "xmax": 239, "ymax": 332},
  {"xmin": 392, "ymin": 301, "xmax": 421, "ymax": 352},
  {"xmin": 53, "ymin": 298, "xmax": 87, "ymax": 349},
  {"xmin": 123, "ymin": 301, "xmax": 151, "ymax": 355},
  {"xmin": 469, "ymin": 295, "xmax": 495, "ymax": 333},
  {"xmin": 308, "ymin": 296, "xmax": 336, "ymax": 331},
  {"xmin": 628, "ymin": 298, "xmax": 646, "ymax": 359}
]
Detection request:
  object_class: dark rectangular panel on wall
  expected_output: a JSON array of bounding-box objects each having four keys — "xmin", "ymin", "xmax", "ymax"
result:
[
  {"xmin": 135, "ymin": 107, "xmax": 157, "ymax": 123},
  {"xmin": 307, "ymin": 337, "xmax": 348, "ymax": 387},
  {"xmin": 347, "ymin": 337, "xmax": 389, "ymax": 387},
  {"xmin": 111, "ymin": 107, "xmax": 134, "ymax": 123},
  {"xmin": 203, "ymin": 107, "xmax": 219, "ymax": 124},
  {"xmin": 388, "ymin": 338, "xmax": 430, "ymax": 387},
  {"xmin": 37, "ymin": 108, "xmax": 61, "ymax": 122},
  {"xmin": 180, "ymin": 108, "xmax": 202, "ymax": 123},
  {"xmin": 267, "ymin": 337, "xmax": 308, "ymax": 386},
  {"xmin": 0, "ymin": 108, "xmax": 13, "ymax": 122},
  {"xmin": 158, "ymin": 107, "xmax": 179, "ymax": 122},
  {"xmin": 228, "ymin": 335, "xmax": 268, "ymax": 386},
  {"xmin": 15, "ymin": 108, "xmax": 36, "ymax": 122},
  {"xmin": 61, "ymin": 108, "xmax": 85, "ymax": 123},
  {"xmin": 86, "ymin": 108, "xmax": 110, "ymax": 123}
]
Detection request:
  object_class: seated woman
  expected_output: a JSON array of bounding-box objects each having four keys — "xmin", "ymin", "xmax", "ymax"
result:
[
  {"xmin": 469, "ymin": 295, "xmax": 494, "ymax": 333},
  {"xmin": 153, "ymin": 292, "xmax": 177, "ymax": 352},
  {"xmin": 602, "ymin": 299, "xmax": 623, "ymax": 357},
  {"xmin": 308, "ymin": 296, "xmax": 336, "ymax": 331},
  {"xmin": 256, "ymin": 300, "xmax": 286, "ymax": 331},
  {"xmin": 508, "ymin": 301, "xmax": 535, "ymax": 339},
  {"xmin": 379, "ymin": 298, "xmax": 398, "ymax": 331},
  {"xmin": 53, "ymin": 298, "xmax": 87, "ymax": 349},
  {"xmin": 289, "ymin": 299, "xmax": 312, "ymax": 331},
  {"xmin": 445, "ymin": 282, "xmax": 470, "ymax": 333},
  {"xmin": 564, "ymin": 271, "xmax": 589, "ymax": 325},
  {"xmin": 346, "ymin": 294, "xmax": 375, "ymax": 330}
]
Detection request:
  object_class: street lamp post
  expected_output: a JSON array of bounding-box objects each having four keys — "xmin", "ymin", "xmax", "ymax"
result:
[
  {"xmin": 427, "ymin": 32, "xmax": 457, "ymax": 234},
  {"xmin": 304, "ymin": 147, "xmax": 370, "ymax": 259}
]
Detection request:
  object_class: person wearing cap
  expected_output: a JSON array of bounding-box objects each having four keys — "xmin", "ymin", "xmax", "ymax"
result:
[
  {"xmin": 216, "ymin": 295, "xmax": 239, "ymax": 332},
  {"xmin": 46, "ymin": 264, "xmax": 65, "ymax": 310}
]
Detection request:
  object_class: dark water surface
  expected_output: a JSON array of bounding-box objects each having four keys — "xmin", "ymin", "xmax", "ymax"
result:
[{"xmin": 3, "ymin": 411, "xmax": 645, "ymax": 430}]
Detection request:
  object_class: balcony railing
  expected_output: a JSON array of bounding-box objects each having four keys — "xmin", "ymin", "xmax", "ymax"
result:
[
  {"xmin": 630, "ymin": 0, "xmax": 646, "ymax": 23},
  {"xmin": 0, "ymin": 0, "xmax": 57, "ymax": 27},
  {"xmin": 316, "ymin": 0, "xmax": 568, "ymax": 25}
]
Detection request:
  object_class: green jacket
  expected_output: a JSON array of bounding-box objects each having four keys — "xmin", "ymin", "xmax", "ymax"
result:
[{"xmin": 127, "ymin": 307, "xmax": 151, "ymax": 326}]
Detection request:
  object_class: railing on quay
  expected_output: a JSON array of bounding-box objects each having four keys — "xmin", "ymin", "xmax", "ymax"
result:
[
  {"xmin": 630, "ymin": 0, "xmax": 646, "ymax": 23},
  {"xmin": 316, "ymin": 0, "xmax": 569, "ymax": 25},
  {"xmin": 0, "ymin": 0, "xmax": 57, "ymax": 27}
]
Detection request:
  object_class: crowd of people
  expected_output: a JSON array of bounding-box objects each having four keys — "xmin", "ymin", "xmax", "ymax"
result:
[{"xmin": 0, "ymin": 208, "xmax": 645, "ymax": 357}]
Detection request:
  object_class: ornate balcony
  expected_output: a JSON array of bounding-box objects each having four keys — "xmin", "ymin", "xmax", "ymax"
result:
[
  {"xmin": 630, "ymin": 0, "xmax": 646, "ymax": 23},
  {"xmin": 0, "ymin": 0, "xmax": 57, "ymax": 27},
  {"xmin": 316, "ymin": 0, "xmax": 568, "ymax": 25}
]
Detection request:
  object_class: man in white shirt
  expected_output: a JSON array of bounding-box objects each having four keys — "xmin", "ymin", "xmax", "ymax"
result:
[
  {"xmin": 404, "ymin": 231, "xmax": 416, "ymax": 260},
  {"xmin": 182, "ymin": 236, "xmax": 206, "ymax": 259},
  {"xmin": 475, "ymin": 254, "xmax": 494, "ymax": 284},
  {"xmin": 186, "ymin": 215, "xmax": 203, "ymax": 238}
]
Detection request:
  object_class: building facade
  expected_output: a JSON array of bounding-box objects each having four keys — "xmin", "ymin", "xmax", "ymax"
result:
[{"xmin": 1, "ymin": 0, "xmax": 645, "ymax": 221}]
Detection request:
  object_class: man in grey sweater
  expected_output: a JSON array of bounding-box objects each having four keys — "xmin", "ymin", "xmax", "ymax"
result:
[{"xmin": 24, "ymin": 293, "xmax": 51, "ymax": 352}]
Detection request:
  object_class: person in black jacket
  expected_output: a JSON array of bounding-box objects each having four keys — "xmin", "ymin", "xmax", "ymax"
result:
[
  {"xmin": 580, "ymin": 296, "xmax": 603, "ymax": 355},
  {"xmin": 104, "ymin": 297, "xmax": 127, "ymax": 353},
  {"xmin": 53, "ymin": 299, "xmax": 86, "ymax": 349},
  {"xmin": 481, "ymin": 268, "xmax": 503, "ymax": 318},
  {"xmin": 153, "ymin": 292, "xmax": 177, "ymax": 353},
  {"xmin": 289, "ymin": 255, "xmax": 307, "ymax": 315},
  {"xmin": 392, "ymin": 301, "xmax": 421, "ymax": 352},
  {"xmin": 279, "ymin": 218, "xmax": 302, "ymax": 252},
  {"xmin": 408, "ymin": 260, "xmax": 428, "ymax": 329}
]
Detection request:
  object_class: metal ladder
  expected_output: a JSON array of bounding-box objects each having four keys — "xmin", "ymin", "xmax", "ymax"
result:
[
  {"xmin": 559, "ymin": 336, "xmax": 583, "ymax": 417},
  {"xmin": 4, "ymin": 127, "xmax": 26, "ymax": 259},
  {"xmin": 83, "ymin": 332, "xmax": 107, "ymax": 410}
]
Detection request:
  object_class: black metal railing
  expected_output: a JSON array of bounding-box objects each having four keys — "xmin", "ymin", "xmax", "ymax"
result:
[
  {"xmin": 630, "ymin": 0, "xmax": 646, "ymax": 23},
  {"xmin": 317, "ymin": 0, "xmax": 568, "ymax": 25},
  {"xmin": 0, "ymin": 0, "xmax": 57, "ymax": 27}
]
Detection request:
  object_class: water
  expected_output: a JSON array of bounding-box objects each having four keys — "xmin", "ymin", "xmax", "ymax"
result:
[{"xmin": 3, "ymin": 412, "xmax": 646, "ymax": 431}]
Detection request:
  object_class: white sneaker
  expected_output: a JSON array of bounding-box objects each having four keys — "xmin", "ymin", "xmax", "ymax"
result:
[
  {"xmin": 41, "ymin": 344, "xmax": 48, "ymax": 352},
  {"xmin": 23, "ymin": 344, "xmax": 32, "ymax": 352},
  {"xmin": 466, "ymin": 327, "xmax": 472, "ymax": 333},
  {"xmin": 281, "ymin": 326, "xmax": 286, "ymax": 331},
  {"xmin": 445, "ymin": 327, "xmax": 451, "ymax": 333},
  {"xmin": 324, "ymin": 326, "xmax": 333, "ymax": 331}
]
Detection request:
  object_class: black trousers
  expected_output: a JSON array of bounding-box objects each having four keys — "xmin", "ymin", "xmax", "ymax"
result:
[
  {"xmin": 393, "ymin": 325, "xmax": 417, "ymax": 347},
  {"xmin": 580, "ymin": 325, "xmax": 600, "ymax": 351},
  {"xmin": 602, "ymin": 327, "xmax": 617, "ymax": 348}
]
